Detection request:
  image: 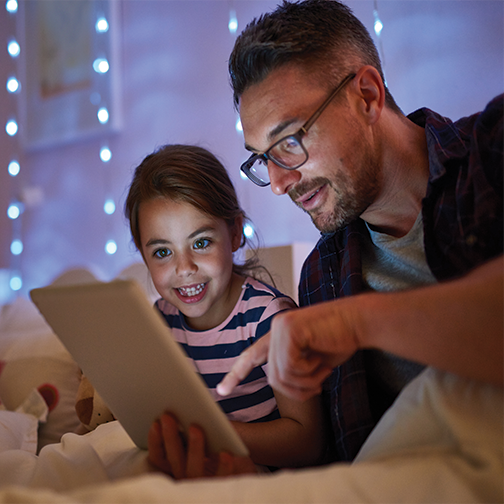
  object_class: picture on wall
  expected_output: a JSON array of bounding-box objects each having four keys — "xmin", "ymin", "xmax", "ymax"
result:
[{"xmin": 18, "ymin": 0, "xmax": 121, "ymax": 150}]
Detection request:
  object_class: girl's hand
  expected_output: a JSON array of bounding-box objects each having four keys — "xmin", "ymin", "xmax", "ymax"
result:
[{"xmin": 147, "ymin": 413, "xmax": 256, "ymax": 479}]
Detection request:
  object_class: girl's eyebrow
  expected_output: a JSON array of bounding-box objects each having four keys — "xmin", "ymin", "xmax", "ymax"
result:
[
  {"xmin": 145, "ymin": 238, "xmax": 169, "ymax": 248},
  {"xmin": 188, "ymin": 225, "xmax": 216, "ymax": 239},
  {"xmin": 145, "ymin": 226, "xmax": 216, "ymax": 248}
]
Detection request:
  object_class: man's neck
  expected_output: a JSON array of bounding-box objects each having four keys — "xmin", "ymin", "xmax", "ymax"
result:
[{"xmin": 362, "ymin": 112, "xmax": 429, "ymax": 238}]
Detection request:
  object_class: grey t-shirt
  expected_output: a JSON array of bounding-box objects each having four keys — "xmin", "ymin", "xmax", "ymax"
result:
[{"xmin": 361, "ymin": 212, "xmax": 435, "ymax": 418}]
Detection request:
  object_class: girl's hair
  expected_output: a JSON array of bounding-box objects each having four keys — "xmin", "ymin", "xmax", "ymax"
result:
[{"xmin": 124, "ymin": 144, "xmax": 262, "ymax": 279}]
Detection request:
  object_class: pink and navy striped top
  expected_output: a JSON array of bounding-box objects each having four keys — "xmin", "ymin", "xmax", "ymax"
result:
[{"xmin": 155, "ymin": 277, "xmax": 296, "ymax": 423}]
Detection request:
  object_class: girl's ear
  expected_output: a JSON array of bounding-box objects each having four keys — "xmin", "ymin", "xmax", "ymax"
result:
[{"xmin": 231, "ymin": 214, "xmax": 244, "ymax": 252}]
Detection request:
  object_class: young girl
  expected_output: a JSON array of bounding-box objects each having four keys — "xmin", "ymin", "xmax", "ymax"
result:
[{"xmin": 124, "ymin": 144, "xmax": 327, "ymax": 472}]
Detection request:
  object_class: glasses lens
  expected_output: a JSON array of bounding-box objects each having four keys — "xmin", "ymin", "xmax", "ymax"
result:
[
  {"xmin": 245, "ymin": 156, "xmax": 270, "ymax": 186},
  {"xmin": 269, "ymin": 135, "xmax": 307, "ymax": 169}
]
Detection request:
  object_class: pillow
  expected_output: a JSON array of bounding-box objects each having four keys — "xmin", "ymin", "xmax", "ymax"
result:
[
  {"xmin": 0, "ymin": 410, "xmax": 38, "ymax": 454},
  {"xmin": 0, "ymin": 296, "xmax": 82, "ymax": 452}
]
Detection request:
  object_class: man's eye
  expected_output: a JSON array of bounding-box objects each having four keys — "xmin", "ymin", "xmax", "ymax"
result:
[
  {"xmin": 154, "ymin": 248, "xmax": 171, "ymax": 258},
  {"xmin": 278, "ymin": 136, "xmax": 301, "ymax": 152},
  {"xmin": 193, "ymin": 238, "xmax": 210, "ymax": 250}
]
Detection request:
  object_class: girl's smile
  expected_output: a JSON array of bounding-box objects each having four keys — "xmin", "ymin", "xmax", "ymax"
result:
[
  {"xmin": 138, "ymin": 198, "xmax": 244, "ymax": 330},
  {"xmin": 174, "ymin": 282, "xmax": 208, "ymax": 303}
]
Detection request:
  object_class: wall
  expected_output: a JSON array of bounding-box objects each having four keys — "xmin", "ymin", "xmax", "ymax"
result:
[{"xmin": 0, "ymin": 0, "xmax": 502, "ymax": 301}]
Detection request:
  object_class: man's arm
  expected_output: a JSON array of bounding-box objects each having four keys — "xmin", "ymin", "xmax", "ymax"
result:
[{"xmin": 219, "ymin": 255, "xmax": 503, "ymax": 400}]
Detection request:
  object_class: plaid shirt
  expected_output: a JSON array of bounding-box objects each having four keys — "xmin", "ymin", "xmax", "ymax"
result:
[{"xmin": 299, "ymin": 95, "xmax": 503, "ymax": 462}]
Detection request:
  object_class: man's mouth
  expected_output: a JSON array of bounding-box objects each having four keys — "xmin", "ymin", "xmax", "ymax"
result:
[
  {"xmin": 295, "ymin": 184, "xmax": 326, "ymax": 211},
  {"xmin": 304, "ymin": 187, "xmax": 322, "ymax": 202}
]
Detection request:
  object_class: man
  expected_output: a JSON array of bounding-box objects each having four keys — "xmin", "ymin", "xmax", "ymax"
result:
[{"xmin": 148, "ymin": 0, "xmax": 503, "ymax": 478}]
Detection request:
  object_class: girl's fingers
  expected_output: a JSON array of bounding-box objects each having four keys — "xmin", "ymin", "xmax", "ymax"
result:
[
  {"xmin": 159, "ymin": 413, "xmax": 187, "ymax": 480},
  {"xmin": 147, "ymin": 420, "xmax": 173, "ymax": 475},
  {"xmin": 185, "ymin": 425, "xmax": 206, "ymax": 479}
]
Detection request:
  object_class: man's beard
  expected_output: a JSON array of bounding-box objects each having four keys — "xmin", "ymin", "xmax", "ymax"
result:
[{"xmin": 288, "ymin": 168, "xmax": 379, "ymax": 234}]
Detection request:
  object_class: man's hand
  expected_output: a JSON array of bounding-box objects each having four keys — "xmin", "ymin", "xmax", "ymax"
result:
[
  {"xmin": 218, "ymin": 301, "xmax": 360, "ymax": 401},
  {"xmin": 217, "ymin": 333, "xmax": 271, "ymax": 396},
  {"xmin": 147, "ymin": 413, "xmax": 256, "ymax": 479},
  {"xmin": 266, "ymin": 302, "xmax": 359, "ymax": 400}
]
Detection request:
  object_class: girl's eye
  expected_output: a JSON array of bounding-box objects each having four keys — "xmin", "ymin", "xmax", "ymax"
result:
[
  {"xmin": 154, "ymin": 248, "xmax": 171, "ymax": 258},
  {"xmin": 193, "ymin": 238, "xmax": 210, "ymax": 250}
]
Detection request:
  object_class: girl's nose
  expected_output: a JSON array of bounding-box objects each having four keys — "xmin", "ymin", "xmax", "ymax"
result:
[
  {"xmin": 268, "ymin": 160, "xmax": 302, "ymax": 195},
  {"xmin": 175, "ymin": 254, "xmax": 197, "ymax": 276}
]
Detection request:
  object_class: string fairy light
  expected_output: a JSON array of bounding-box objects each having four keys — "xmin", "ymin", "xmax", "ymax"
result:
[
  {"xmin": 373, "ymin": 0, "xmax": 387, "ymax": 84},
  {"xmin": 228, "ymin": 0, "xmax": 238, "ymax": 34},
  {"xmin": 1, "ymin": 2, "xmax": 119, "ymax": 299},
  {"xmin": 3, "ymin": 0, "xmax": 24, "ymax": 296},
  {"xmin": 93, "ymin": 9, "xmax": 118, "ymax": 257}
]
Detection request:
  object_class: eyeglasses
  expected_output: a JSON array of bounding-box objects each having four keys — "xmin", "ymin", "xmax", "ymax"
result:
[{"xmin": 240, "ymin": 73, "xmax": 356, "ymax": 187}]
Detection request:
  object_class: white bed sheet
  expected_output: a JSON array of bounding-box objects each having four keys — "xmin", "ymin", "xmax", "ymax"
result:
[{"xmin": 0, "ymin": 367, "xmax": 501, "ymax": 503}]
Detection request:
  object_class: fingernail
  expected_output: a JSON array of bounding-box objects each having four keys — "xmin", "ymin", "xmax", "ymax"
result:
[{"xmin": 216, "ymin": 383, "xmax": 227, "ymax": 396}]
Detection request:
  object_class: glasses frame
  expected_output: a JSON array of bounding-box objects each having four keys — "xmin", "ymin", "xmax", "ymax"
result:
[{"xmin": 240, "ymin": 72, "xmax": 356, "ymax": 187}]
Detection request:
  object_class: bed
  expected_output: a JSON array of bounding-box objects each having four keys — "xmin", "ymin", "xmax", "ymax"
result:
[{"xmin": 0, "ymin": 265, "xmax": 502, "ymax": 503}]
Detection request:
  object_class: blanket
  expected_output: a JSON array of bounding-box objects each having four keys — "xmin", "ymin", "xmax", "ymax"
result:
[
  {"xmin": 0, "ymin": 265, "xmax": 501, "ymax": 502},
  {"xmin": 0, "ymin": 367, "xmax": 502, "ymax": 503}
]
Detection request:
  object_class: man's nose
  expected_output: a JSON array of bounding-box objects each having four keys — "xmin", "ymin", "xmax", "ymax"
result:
[{"xmin": 268, "ymin": 161, "xmax": 301, "ymax": 195}]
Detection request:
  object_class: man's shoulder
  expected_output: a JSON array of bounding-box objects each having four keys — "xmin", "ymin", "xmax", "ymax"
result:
[{"xmin": 303, "ymin": 220, "xmax": 369, "ymax": 264}]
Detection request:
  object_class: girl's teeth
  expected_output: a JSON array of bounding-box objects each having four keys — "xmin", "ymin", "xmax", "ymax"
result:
[{"xmin": 178, "ymin": 283, "xmax": 205, "ymax": 297}]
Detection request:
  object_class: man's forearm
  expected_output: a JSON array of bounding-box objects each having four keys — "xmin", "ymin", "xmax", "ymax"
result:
[{"xmin": 356, "ymin": 255, "xmax": 503, "ymax": 385}]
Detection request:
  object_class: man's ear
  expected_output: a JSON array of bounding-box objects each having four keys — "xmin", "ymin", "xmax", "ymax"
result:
[
  {"xmin": 353, "ymin": 65, "xmax": 385, "ymax": 125},
  {"xmin": 231, "ymin": 214, "xmax": 244, "ymax": 252}
]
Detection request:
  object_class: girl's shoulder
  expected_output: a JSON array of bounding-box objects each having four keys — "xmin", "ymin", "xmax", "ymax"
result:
[{"xmin": 242, "ymin": 277, "xmax": 297, "ymax": 308}]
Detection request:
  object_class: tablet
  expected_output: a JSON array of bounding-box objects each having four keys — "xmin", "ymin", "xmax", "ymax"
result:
[{"xmin": 30, "ymin": 279, "xmax": 249, "ymax": 456}]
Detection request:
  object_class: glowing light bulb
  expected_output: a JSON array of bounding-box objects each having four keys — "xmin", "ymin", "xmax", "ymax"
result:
[
  {"xmin": 373, "ymin": 9, "xmax": 383, "ymax": 36},
  {"xmin": 6, "ymin": 76, "xmax": 20, "ymax": 93},
  {"xmin": 228, "ymin": 10, "xmax": 238, "ymax": 33},
  {"xmin": 8, "ymin": 160, "xmax": 20, "ymax": 176},
  {"xmin": 7, "ymin": 202, "xmax": 22, "ymax": 219},
  {"xmin": 10, "ymin": 239, "xmax": 23, "ymax": 255},
  {"xmin": 6, "ymin": 0, "xmax": 18, "ymax": 13},
  {"xmin": 100, "ymin": 146, "xmax": 112, "ymax": 162},
  {"xmin": 7, "ymin": 40, "xmax": 20, "ymax": 57},
  {"xmin": 10, "ymin": 275, "xmax": 22, "ymax": 291},
  {"xmin": 374, "ymin": 18, "xmax": 383, "ymax": 36},
  {"xmin": 104, "ymin": 199, "xmax": 115, "ymax": 215},
  {"xmin": 5, "ymin": 119, "xmax": 18, "ymax": 136},
  {"xmin": 97, "ymin": 107, "xmax": 109, "ymax": 124},
  {"xmin": 93, "ymin": 58, "xmax": 109, "ymax": 74},
  {"xmin": 243, "ymin": 224, "xmax": 254, "ymax": 238},
  {"xmin": 95, "ymin": 17, "xmax": 109, "ymax": 33},
  {"xmin": 105, "ymin": 240, "xmax": 117, "ymax": 255}
]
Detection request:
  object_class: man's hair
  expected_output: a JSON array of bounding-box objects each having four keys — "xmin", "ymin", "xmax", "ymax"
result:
[{"xmin": 229, "ymin": 0, "xmax": 400, "ymax": 112}]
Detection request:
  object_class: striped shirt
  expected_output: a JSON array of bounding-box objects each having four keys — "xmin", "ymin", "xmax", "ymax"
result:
[{"xmin": 156, "ymin": 277, "xmax": 296, "ymax": 423}]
